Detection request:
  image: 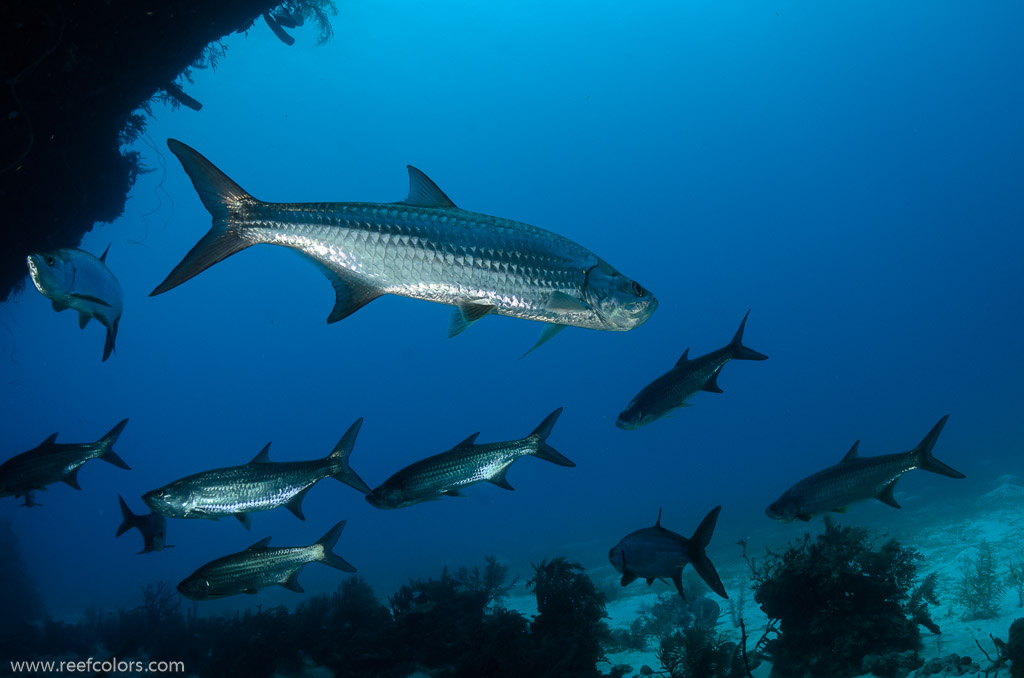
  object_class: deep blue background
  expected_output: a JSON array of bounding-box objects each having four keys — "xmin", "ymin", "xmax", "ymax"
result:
[{"xmin": 1, "ymin": 0, "xmax": 1022, "ymax": 616}]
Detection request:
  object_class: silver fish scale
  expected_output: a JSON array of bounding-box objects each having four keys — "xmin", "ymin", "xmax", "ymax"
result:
[
  {"xmin": 2, "ymin": 445, "xmax": 100, "ymax": 487},
  {"xmin": 399, "ymin": 440, "xmax": 534, "ymax": 495},
  {"xmin": 180, "ymin": 462, "xmax": 327, "ymax": 516},
  {"xmin": 800, "ymin": 453, "xmax": 915, "ymax": 508},
  {"xmin": 203, "ymin": 545, "xmax": 319, "ymax": 591},
  {"xmin": 238, "ymin": 200, "xmax": 605, "ymax": 327}
]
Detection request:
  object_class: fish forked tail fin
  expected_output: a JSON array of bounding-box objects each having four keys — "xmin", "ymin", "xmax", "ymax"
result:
[
  {"xmin": 730, "ymin": 309, "xmax": 768, "ymax": 361},
  {"xmin": 687, "ymin": 505, "xmax": 728, "ymax": 599},
  {"xmin": 98, "ymin": 419, "xmax": 131, "ymax": 470},
  {"xmin": 327, "ymin": 418, "xmax": 373, "ymax": 495},
  {"xmin": 116, "ymin": 494, "xmax": 141, "ymax": 538},
  {"xmin": 151, "ymin": 140, "xmax": 257, "ymax": 296},
  {"xmin": 527, "ymin": 407, "xmax": 575, "ymax": 467},
  {"xmin": 315, "ymin": 520, "xmax": 357, "ymax": 573},
  {"xmin": 913, "ymin": 415, "xmax": 965, "ymax": 479}
]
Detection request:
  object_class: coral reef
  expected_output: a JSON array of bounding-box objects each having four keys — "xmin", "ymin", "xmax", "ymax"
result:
[
  {"xmin": 751, "ymin": 517, "xmax": 934, "ymax": 678},
  {"xmin": 957, "ymin": 541, "xmax": 1006, "ymax": 620}
]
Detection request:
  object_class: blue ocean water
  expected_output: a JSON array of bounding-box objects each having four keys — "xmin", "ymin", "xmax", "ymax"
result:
[{"xmin": 1, "ymin": 0, "xmax": 1022, "ymax": 635}]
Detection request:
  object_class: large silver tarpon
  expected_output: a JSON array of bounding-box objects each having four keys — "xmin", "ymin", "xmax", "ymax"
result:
[{"xmin": 153, "ymin": 140, "xmax": 657, "ymax": 349}]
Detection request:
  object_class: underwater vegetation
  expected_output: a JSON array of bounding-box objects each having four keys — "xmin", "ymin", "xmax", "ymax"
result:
[
  {"xmin": 956, "ymin": 540, "xmax": 1007, "ymax": 620},
  {"xmin": 751, "ymin": 517, "xmax": 939, "ymax": 678},
  {"xmin": 0, "ymin": 555, "xmax": 624, "ymax": 678}
]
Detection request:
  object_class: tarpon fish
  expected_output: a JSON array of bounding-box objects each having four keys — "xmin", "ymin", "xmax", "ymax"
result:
[
  {"xmin": 153, "ymin": 140, "xmax": 657, "ymax": 353},
  {"xmin": 27, "ymin": 245, "xmax": 123, "ymax": 361},
  {"xmin": 609, "ymin": 506, "xmax": 728, "ymax": 600},
  {"xmin": 366, "ymin": 408, "xmax": 573, "ymax": 509},
  {"xmin": 766, "ymin": 415, "xmax": 965, "ymax": 523},
  {"xmin": 143, "ymin": 419, "xmax": 371, "ymax": 529},
  {"xmin": 177, "ymin": 521, "xmax": 355, "ymax": 600},
  {"xmin": 117, "ymin": 495, "xmax": 171, "ymax": 554},
  {"xmin": 0, "ymin": 420, "xmax": 130, "ymax": 506},
  {"xmin": 617, "ymin": 310, "xmax": 767, "ymax": 430}
]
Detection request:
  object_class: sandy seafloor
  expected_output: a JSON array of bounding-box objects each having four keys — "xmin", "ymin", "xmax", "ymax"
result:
[{"xmin": 493, "ymin": 480, "xmax": 1024, "ymax": 678}]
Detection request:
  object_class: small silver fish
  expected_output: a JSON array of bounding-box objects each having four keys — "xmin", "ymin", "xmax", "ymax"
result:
[
  {"xmin": 616, "ymin": 310, "xmax": 767, "ymax": 429},
  {"xmin": 177, "ymin": 521, "xmax": 356, "ymax": 600},
  {"xmin": 152, "ymin": 140, "xmax": 657, "ymax": 353},
  {"xmin": 27, "ymin": 245, "xmax": 123, "ymax": 361},
  {"xmin": 117, "ymin": 495, "xmax": 172, "ymax": 554},
  {"xmin": 366, "ymin": 408, "xmax": 573, "ymax": 509},
  {"xmin": 143, "ymin": 419, "xmax": 370, "ymax": 529},
  {"xmin": 766, "ymin": 416, "xmax": 965, "ymax": 522},
  {"xmin": 609, "ymin": 506, "xmax": 727, "ymax": 599},
  {"xmin": 0, "ymin": 420, "xmax": 130, "ymax": 506}
]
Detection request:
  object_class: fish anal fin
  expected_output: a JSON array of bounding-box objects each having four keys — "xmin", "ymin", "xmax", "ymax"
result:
[
  {"xmin": 449, "ymin": 298, "xmax": 495, "ymax": 337},
  {"xmin": 877, "ymin": 481, "xmax": 901, "ymax": 509},
  {"xmin": 841, "ymin": 441, "xmax": 860, "ymax": 463},
  {"xmin": 315, "ymin": 265, "xmax": 382, "ymax": 324},
  {"xmin": 236, "ymin": 513, "xmax": 253, "ymax": 530},
  {"xmin": 620, "ymin": 572, "xmax": 638, "ymax": 586},
  {"xmin": 672, "ymin": 570, "xmax": 687, "ymax": 599},
  {"xmin": 489, "ymin": 468, "xmax": 514, "ymax": 491},
  {"xmin": 249, "ymin": 443, "xmax": 272, "ymax": 464},
  {"xmin": 285, "ymin": 486, "xmax": 311, "ymax": 520},
  {"xmin": 78, "ymin": 313, "xmax": 91, "ymax": 329},
  {"xmin": 701, "ymin": 366, "xmax": 724, "ymax": 393},
  {"xmin": 281, "ymin": 573, "xmax": 304, "ymax": 593},
  {"xmin": 400, "ymin": 166, "xmax": 457, "ymax": 209},
  {"xmin": 63, "ymin": 468, "xmax": 82, "ymax": 490}
]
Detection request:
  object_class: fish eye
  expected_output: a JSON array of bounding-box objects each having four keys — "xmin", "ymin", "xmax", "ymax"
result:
[
  {"xmin": 45, "ymin": 255, "xmax": 55, "ymax": 266},
  {"xmin": 631, "ymin": 281, "xmax": 645, "ymax": 296}
]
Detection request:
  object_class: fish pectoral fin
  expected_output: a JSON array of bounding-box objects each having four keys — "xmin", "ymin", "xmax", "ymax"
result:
[
  {"xmin": 248, "ymin": 536, "xmax": 273, "ymax": 550},
  {"xmin": 249, "ymin": 443, "xmax": 272, "ymax": 464},
  {"xmin": 488, "ymin": 469, "xmax": 515, "ymax": 491},
  {"xmin": 235, "ymin": 513, "xmax": 253, "ymax": 531},
  {"xmin": 443, "ymin": 489, "xmax": 465, "ymax": 498},
  {"xmin": 313, "ymin": 263, "xmax": 383, "ymax": 324},
  {"xmin": 284, "ymin": 487, "xmax": 312, "ymax": 521},
  {"xmin": 78, "ymin": 313, "xmax": 91, "ymax": 329},
  {"xmin": 62, "ymin": 468, "xmax": 82, "ymax": 490},
  {"xmin": 69, "ymin": 292, "xmax": 113, "ymax": 307},
  {"xmin": 399, "ymin": 166, "xmax": 458, "ymax": 209},
  {"xmin": 521, "ymin": 323, "xmax": 567, "ymax": 358},
  {"xmin": 449, "ymin": 298, "xmax": 496, "ymax": 337},
  {"xmin": 620, "ymin": 572, "xmax": 638, "ymax": 586},
  {"xmin": 545, "ymin": 291, "xmax": 588, "ymax": 313},
  {"xmin": 51, "ymin": 300, "xmax": 68, "ymax": 312},
  {"xmin": 877, "ymin": 481, "xmax": 901, "ymax": 509},
  {"xmin": 281, "ymin": 573, "xmax": 304, "ymax": 593},
  {"xmin": 701, "ymin": 366, "xmax": 724, "ymax": 393}
]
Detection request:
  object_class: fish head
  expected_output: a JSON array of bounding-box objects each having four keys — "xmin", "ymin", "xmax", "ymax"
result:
[
  {"xmin": 142, "ymin": 485, "xmax": 192, "ymax": 518},
  {"xmin": 27, "ymin": 250, "xmax": 75, "ymax": 300},
  {"xmin": 583, "ymin": 261, "xmax": 657, "ymax": 331},
  {"xmin": 615, "ymin": 399, "xmax": 651, "ymax": 430},
  {"xmin": 765, "ymin": 494, "xmax": 800, "ymax": 523},
  {"xmin": 177, "ymin": 574, "xmax": 212, "ymax": 600},
  {"xmin": 608, "ymin": 542, "xmax": 626, "ymax": 573},
  {"xmin": 365, "ymin": 485, "xmax": 405, "ymax": 510}
]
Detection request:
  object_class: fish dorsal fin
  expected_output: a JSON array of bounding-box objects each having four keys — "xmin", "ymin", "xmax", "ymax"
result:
[
  {"xmin": 248, "ymin": 536, "xmax": 272, "ymax": 550},
  {"xmin": 99, "ymin": 244, "xmax": 111, "ymax": 263},
  {"xmin": 702, "ymin": 366, "xmax": 724, "ymax": 393},
  {"xmin": 455, "ymin": 433, "xmax": 480, "ymax": 448},
  {"xmin": 841, "ymin": 441, "xmax": 860, "ymax": 463},
  {"xmin": 877, "ymin": 480, "xmax": 901, "ymax": 509},
  {"xmin": 250, "ymin": 443, "xmax": 272, "ymax": 464},
  {"xmin": 40, "ymin": 433, "xmax": 59, "ymax": 446},
  {"xmin": 654, "ymin": 507, "xmax": 663, "ymax": 528},
  {"xmin": 675, "ymin": 349, "xmax": 690, "ymax": 368},
  {"xmin": 401, "ymin": 166, "xmax": 457, "ymax": 208}
]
